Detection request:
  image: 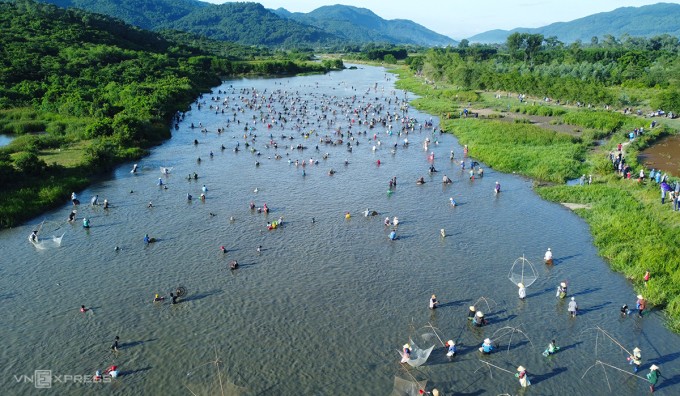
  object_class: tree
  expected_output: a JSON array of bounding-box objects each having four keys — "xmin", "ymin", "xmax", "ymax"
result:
[
  {"xmin": 383, "ymin": 54, "xmax": 397, "ymax": 64},
  {"xmin": 525, "ymin": 34, "xmax": 544, "ymax": 62},
  {"xmin": 458, "ymin": 39, "xmax": 469, "ymax": 49},
  {"xmin": 13, "ymin": 152, "xmax": 47, "ymax": 176},
  {"xmin": 544, "ymin": 36, "xmax": 562, "ymax": 49},
  {"xmin": 591, "ymin": 36, "xmax": 599, "ymax": 47},
  {"xmin": 507, "ymin": 32, "xmax": 523, "ymax": 55}
]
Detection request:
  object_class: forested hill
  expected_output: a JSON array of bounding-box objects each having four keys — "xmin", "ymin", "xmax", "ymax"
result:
[
  {"xmin": 165, "ymin": 2, "xmax": 336, "ymax": 47},
  {"xmin": 468, "ymin": 2, "xmax": 680, "ymax": 44},
  {"xmin": 41, "ymin": 0, "xmax": 338, "ymax": 47},
  {"xmin": 45, "ymin": 0, "xmax": 206, "ymax": 30},
  {"xmin": 271, "ymin": 4, "xmax": 457, "ymax": 46},
  {"xmin": 39, "ymin": 0, "xmax": 454, "ymax": 47}
]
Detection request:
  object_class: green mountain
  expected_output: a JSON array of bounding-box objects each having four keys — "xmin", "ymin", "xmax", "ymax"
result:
[
  {"xmin": 165, "ymin": 2, "xmax": 336, "ymax": 47},
  {"xmin": 468, "ymin": 2, "xmax": 680, "ymax": 44},
  {"xmin": 272, "ymin": 4, "xmax": 456, "ymax": 46},
  {"xmin": 46, "ymin": 0, "xmax": 206, "ymax": 30},
  {"xmin": 40, "ymin": 0, "xmax": 453, "ymax": 47}
]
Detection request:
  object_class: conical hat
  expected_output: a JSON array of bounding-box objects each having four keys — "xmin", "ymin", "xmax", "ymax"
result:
[{"xmin": 517, "ymin": 366, "xmax": 526, "ymax": 371}]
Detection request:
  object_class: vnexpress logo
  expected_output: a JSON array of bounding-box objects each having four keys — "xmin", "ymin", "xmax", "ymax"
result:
[{"xmin": 34, "ymin": 370, "xmax": 52, "ymax": 388}]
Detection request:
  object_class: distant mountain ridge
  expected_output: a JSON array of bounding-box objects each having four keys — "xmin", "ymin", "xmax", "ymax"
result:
[
  {"xmin": 40, "ymin": 0, "xmax": 455, "ymax": 47},
  {"xmin": 468, "ymin": 2, "xmax": 680, "ymax": 44},
  {"xmin": 272, "ymin": 4, "xmax": 456, "ymax": 46}
]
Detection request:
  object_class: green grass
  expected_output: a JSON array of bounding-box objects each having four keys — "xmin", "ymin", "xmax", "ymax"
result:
[
  {"xmin": 409, "ymin": 97, "xmax": 458, "ymax": 117},
  {"xmin": 38, "ymin": 140, "xmax": 92, "ymax": 168},
  {"xmin": 561, "ymin": 110, "xmax": 628, "ymax": 133},
  {"xmin": 442, "ymin": 119, "xmax": 586, "ymax": 183}
]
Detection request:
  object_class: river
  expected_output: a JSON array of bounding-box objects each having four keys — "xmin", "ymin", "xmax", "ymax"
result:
[{"xmin": 1, "ymin": 65, "xmax": 678, "ymax": 395}]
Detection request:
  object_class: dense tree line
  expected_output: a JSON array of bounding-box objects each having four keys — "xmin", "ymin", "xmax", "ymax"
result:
[{"xmin": 409, "ymin": 33, "xmax": 680, "ymax": 112}]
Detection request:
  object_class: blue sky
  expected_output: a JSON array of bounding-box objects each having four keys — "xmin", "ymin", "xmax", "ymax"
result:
[{"xmin": 204, "ymin": 0, "xmax": 679, "ymax": 39}]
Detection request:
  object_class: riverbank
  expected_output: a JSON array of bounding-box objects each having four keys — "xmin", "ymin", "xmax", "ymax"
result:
[
  {"xmin": 0, "ymin": 60, "xmax": 340, "ymax": 229},
  {"xmin": 391, "ymin": 65, "xmax": 680, "ymax": 332}
]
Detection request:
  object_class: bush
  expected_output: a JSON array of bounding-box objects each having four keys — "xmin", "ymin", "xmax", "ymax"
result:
[
  {"xmin": 13, "ymin": 151, "xmax": 47, "ymax": 176},
  {"xmin": 85, "ymin": 118, "xmax": 114, "ymax": 139},
  {"xmin": 561, "ymin": 111, "xmax": 626, "ymax": 133}
]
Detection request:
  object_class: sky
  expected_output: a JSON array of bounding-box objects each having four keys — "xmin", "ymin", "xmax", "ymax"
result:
[{"xmin": 204, "ymin": 0, "xmax": 680, "ymax": 39}]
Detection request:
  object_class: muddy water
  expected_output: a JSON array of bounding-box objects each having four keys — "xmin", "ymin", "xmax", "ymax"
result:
[
  {"xmin": 1, "ymin": 65, "xmax": 679, "ymax": 395},
  {"xmin": 639, "ymin": 134, "xmax": 680, "ymax": 177}
]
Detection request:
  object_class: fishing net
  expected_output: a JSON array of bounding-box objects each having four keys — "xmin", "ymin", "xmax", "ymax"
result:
[
  {"xmin": 176, "ymin": 286, "xmax": 188, "ymax": 298},
  {"xmin": 490, "ymin": 325, "xmax": 535, "ymax": 352},
  {"xmin": 399, "ymin": 338, "xmax": 434, "ymax": 367},
  {"xmin": 390, "ymin": 376, "xmax": 427, "ymax": 396},
  {"xmin": 419, "ymin": 323, "xmax": 446, "ymax": 347},
  {"xmin": 30, "ymin": 221, "xmax": 65, "ymax": 250},
  {"xmin": 508, "ymin": 256, "xmax": 539, "ymax": 288}
]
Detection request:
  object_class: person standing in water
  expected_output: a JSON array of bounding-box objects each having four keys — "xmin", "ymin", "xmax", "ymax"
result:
[
  {"xmin": 111, "ymin": 336, "xmax": 119, "ymax": 352},
  {"xmin": 444, "ymin": 340, "xmax": 456, "ymax": 357},
  {"xmin": 544, "ymin": 248, "xmax": 553, "ymax": 265},
  {"xmin": 636, "ymin": 294, "xmax": 647, "ymax": 317},
  {"xmin": 518, "ymin": 283, "xmax": 526, "ymax": 300},
  {"xmin": 556, "ymin": 282, "xmax": 568, "ymax": 299},
  {"xmin": 647, "ymin": 364, "xmax": 661, "ymax": 392},
  {"xmin": 400, "ymin": 344, "xmax": 411, "ymax": 363},
  {"xmin": 543, "ymin": 339, "xmax": 559, "ymax": 356},
  {"xmin": 628, "ymin": 347, "xmax": 642, "ymax": 372},
  {"xmin": 429, "ymin": 294, "xmax": 438, "ymax": 309},
  {"xmin": 568, "ymin": 297, "xmax": 578, "ymax": 317},
  {"xmin": 467, "ymin": 305, "xmax": 476, "ymax": 321},
  {"xmin": 515, "ymin": 366, "xmax": 530, "ymax": 387},
  {"xmin": 479, "ymin": 338, "xmax": 494, "ymax": 354}
]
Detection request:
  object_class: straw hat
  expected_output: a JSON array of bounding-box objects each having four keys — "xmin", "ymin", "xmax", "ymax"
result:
[
  {"xmin": 447, "ymin": 340, "xmax": 455, "ymax": 346},
  {"xmin": 484, "ymin": 338, "xmax": 491, "ymax": 344},
  {"xmin": 650, "ymin": 364, "xmax": 659, "ymax": 371},
  {"xmin": 633, "ymin": 347, "xmax": 641, "ymax": 353},
  {"xmin": 403, "ymin": 344, "xmax": 410, "ymax": 349},
  {"xmin": 517, "ymin": 366, "xmax": 526, "ymax": 372},
  {"xmin": 476, "ymin": 311, "xmax": 484, "ymax": 317},
  {"xmin": 518, "ymin": 283, "xmax": 524, "ymax": 288},
  {"xmin": 432, "ymin": 389, "xmax": 440, "ymax": 396},
  {"xmin": 560, "ymin": 282, "xmax": 566, "ymax": 287},
  {"xmin": 469, "ymin": 305, "xmax": 476, "ymax": 311},
  {"xmin": 637, "ymin": 294, "xmax": 643, "ymax": 299}
]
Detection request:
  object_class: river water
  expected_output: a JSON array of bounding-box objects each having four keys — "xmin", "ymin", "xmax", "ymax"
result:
[
  {"xmin": 639, "ymin": 134, "xmax": 680, "ymax": 177},
  {"xmin": 0, "ymin": 134, "xmax": 14, "ymax": 147},
  {"xmin": 2, "ymin": 65, "xmax": 679, "ymax": 395}
]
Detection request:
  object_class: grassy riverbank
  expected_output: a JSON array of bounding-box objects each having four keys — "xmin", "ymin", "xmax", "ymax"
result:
[{"xmin": 393, "ymin": 65, "xmax": 680, "ymax": 332}]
